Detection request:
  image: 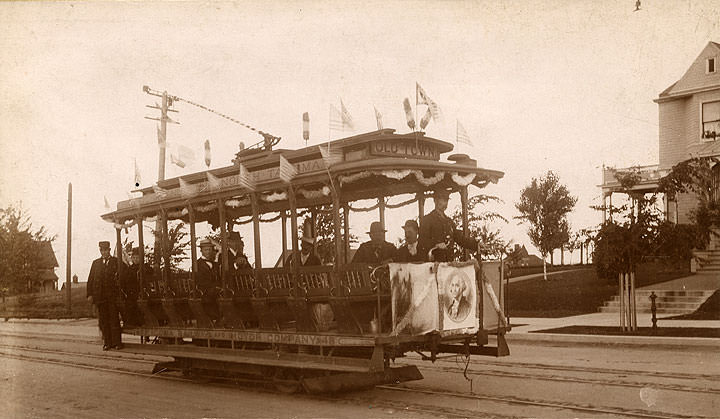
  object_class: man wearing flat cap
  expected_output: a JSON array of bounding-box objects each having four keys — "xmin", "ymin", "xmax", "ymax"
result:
[
  {"xmin": 396, "ymin": 219, "xmax": 425, "ymax": 263},
  {"xmin": 87, "ymin": 241, "xmax": 123, "ymax": 350},
  {"xmin": 196, "ymin": 238, "xmax": 221, "ymax": 320},
  {"xmin": 352, "ymin": 222, "xmax": 397, "ymax": 266},
  {"xmin": 419, "ymin": 189, "xmax": 479, "ymax": 262}
]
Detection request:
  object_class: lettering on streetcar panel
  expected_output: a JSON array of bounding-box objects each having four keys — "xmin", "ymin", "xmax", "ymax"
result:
[{"xmin": 369, "ymin": 140, "xmax": 440, "ymax": 160}]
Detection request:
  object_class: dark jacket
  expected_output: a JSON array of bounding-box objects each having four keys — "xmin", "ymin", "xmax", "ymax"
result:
[
  {"xmin": 87, "ymin": 256, "xmax": 122, "ymax": 304},
  {"xmin": 396, "ymin": 242, "xmax": 425, "ymax": 263},
  {"xmin": 196, "ymin": 258, "xmax": 220, "ymax": 301},
  {"xmin": 123, "ymin": 263, "xmax": 154, "ymax": 299},
  {"xmin": 419, "ymin": 209, "xmax": 477, "ymax": 262},
  {"xmin": 284, "ymin": 251, "xmax": 321, "ymax": 268},
  {"xmin": 352, "ymin": 241, "xmax": 397, "ymax": 265}
]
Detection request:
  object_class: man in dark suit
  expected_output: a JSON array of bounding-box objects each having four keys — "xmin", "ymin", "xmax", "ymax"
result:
[
  {"xmin": 87, "ymin": 241, "xmax": 123, "ymax": 350},
  {"xmin": 396, "ymin": 219, "xmax": 425, "ymax": 263},
  {"xmin": 121, "ymin": 247, "xmax": 150, "ymax": 327},
  {"xmin": 227, "ymin": 231, "xmax": 252, "ymax": 271},
  {"xmin": 196, "ymin": 238, "xmax": 221, "ymax": 321},
  {"xmin": 419, "ymin": 189, "xmax": 479, "ymax": 262},
  {"xmin": 352, "ymin": 222, "xmax": 397, "ymax": 266},
  {"xmin": 285, "ymin": 235, "xmax": 322, "ymax": 267}
]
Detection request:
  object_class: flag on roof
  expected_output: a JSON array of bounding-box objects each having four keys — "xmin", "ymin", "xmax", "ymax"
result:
[
  {"xmin": 329, "ymin": 100, "xmax": 354, "ymax": 132},
  {"xmin": 178, "ymin": 178, "xmax": 194, "ymax": 198},
  {"xmin": 278, "ymin": 155, "xmax": 297, "ymax": 183},
  {"xmin": 204, "ymin": 140, "xmax": 211, "ymax": 168},
  {"xmin": 457, "ymin": 120, "xmax": 473, "ymax": 146},
  {"xmin": 416, "ymin": 83, "xmax": 442, "ymax": 121},
  {"xmin": 152, "ymin": 184, "xmax": 168, "ymax": 198},
  {"xmin": 302, "ymin": 112, "xmax": 310, "ymax": 141},
  {"xmin": 374, "ymin": 106, "xmax": 383, "ymax": 130},
  {"xmin": 340, "ymin": 100, "xmax": 354, "ymax": 130},
  {"xmin": 403, "ymin": 98, "xmax": 415, "ymax": 130},
  {"xmin": 419, "ymin": 108, "xmax": 432, "ymax": 130},
  {"xmin": 238, "ymin": 163, "xmax": 256, "ymax": 191},
  {"xmin": 318, "ymin": 144, "xmax": 343, "ymax": 166},
  {"xmin": 170, "ymin": 144, "xmax": 195, "ymax": 168},
  {"xmin": 206, "ymin": 171, "xmax": 221, "ymax": 190},
  {"xmin": 103, "ymin": 196, "xmax": 111, "ymax": 210},
  {"xmin": 133, "ymin": 158, "xmax": 142, "ymax": 186},
  {"xmin": 170, "ymin": 154, "xmax": 185, "ymax": 168}
]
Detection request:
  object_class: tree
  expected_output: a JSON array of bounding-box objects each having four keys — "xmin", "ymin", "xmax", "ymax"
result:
[
  {"xmin": 450, "ymin": 193, "xmax": 509, "ymax": 260},
  {"xmin": 301, "ymin": 205, "xmax": 357, "ymax": 264},
  {"xmin": 145, "ymin": 221, "xmax": 189, "ymax": 273},
  {"xmin": 0, "ymin": 204, "xmax": 56, "ymax": 295},
  {"xmin": 515, "ymin": 171, "xmax": 577, "ymax": 280}
]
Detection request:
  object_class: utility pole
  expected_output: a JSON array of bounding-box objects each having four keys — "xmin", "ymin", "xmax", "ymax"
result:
[{"xmin": 66, "ymin": 182, "xmax": 72, "ymax": 314}]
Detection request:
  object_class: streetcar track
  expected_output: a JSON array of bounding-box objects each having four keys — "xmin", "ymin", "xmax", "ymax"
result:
[
  {"xmin": 1, "ymin": 348, "xmax": 711, "ymax": 419},
  {"xmin": 0, "ymin": 343, "xmax": 159, "ymax": 365}
]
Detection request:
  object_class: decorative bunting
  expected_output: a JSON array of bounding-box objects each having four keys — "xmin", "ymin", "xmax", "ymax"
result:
[
  {"xmin": 206, "ymin": 171, "xmax": 221, "ymax": 190},
  {"xmin": 419, "ymin": 108, "xmax": 432, "ymax": 130},
  {"xmin": 403, "ymin": 98, "xmax": 415, "ymax": 130},
  {"xmin": 237, "ymin": 163, "xmax": 256, "ymax": 191},
  {"xmin": 204, "ymin": 140, "xmax": 211, "ymax": 167},
  {"xmin": 302, "ymin": 112, "xmax": 309, "ymax": 142},
  {"xmin": 152, "ymin": 184, "xmax": 168, "ymax": 198},
  {"xmin": 374, "ymin": 106, "xmax": 383, "ymax": 130},
  {"xmin": 278, "ymin": 155, "xmax": 297, "ymax": 183}
]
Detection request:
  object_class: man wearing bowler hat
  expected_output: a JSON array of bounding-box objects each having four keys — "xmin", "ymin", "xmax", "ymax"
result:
[
  {"xmin": 87, "ymin": 241, "xmax": 123, "ymax": 350},
  {"xmin": 226, "ymin": 231, "xmax": 252, "ymax": 271},
  {"xmin": 396, "ymin": 219, "xmax": 425, "ymax": 263},
  {"xmin": 352, "ymin": 221, "xmax": 397, "ymax": 266},
  {"xmin": 419, "ymin": 189, "xmax": 479, "ymax": 262}
]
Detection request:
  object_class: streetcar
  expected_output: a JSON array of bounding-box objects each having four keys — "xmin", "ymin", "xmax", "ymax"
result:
[{"xmin": 102, "ymin": 128, "xmax": 509, "ymax": 393}]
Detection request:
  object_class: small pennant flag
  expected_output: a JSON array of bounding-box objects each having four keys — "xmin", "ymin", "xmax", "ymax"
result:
[
  {"xmin": 373, "ymin": 106, "xmax": 383, "ymax": 130},
  {"xmin": 457, "ymin": 120, "xmax": 473, "ymax": 146},
  {"xmin": 419, "ymin": 108, "xmax": 432, "ymax": 130},
  {"xmin": 238, "ymin": 163, "xmax": 256, "ymax": 191},
  {"xmin": 403, "ymin": 98, "xmax": 415, "ymax": 130},
  {"xmin": 157, "ymin": 125, "xmax": 166, "ymax": 148},
  {"xmin": 170, "ymin": 154, "xmax": 185, "ymax": 168},
  {"xmin": 133, "ymin": 158, "xmax": 142, "ymax": 187},
  {"xmin": 416, "ymin": 83, "xmax": 441, "ymax": 121},
  {"xmin": 152, "ymin": 184, "xmax": 168, "ymax": 198},
  {"xmin": 204, "ymin": 140, "xmax": 211, "ymax": 168},
  {"xmin": 206, "ymin": 171, "xmax": 221, "ymax": 190},
  {"xmin": 170, "ymin": 144, "xmax": 195, "ymax": 168},
  {"xmin": 318, "ymin": 144, "xmax": 343, "ymax": 166},
  {"xmin": 278, "ymin": 155, "xmax": 297, "ymax": 183},
  {"xmin": 104, "ymin": 196, "xmax": 111, "ymax": 210},
  {"xmin": 178, "ymin": 177, "xmax": 194, "ymax": 198},
  {"xmin": 302, "ymin": 112, "xmax": 309, "ymax": 142}
]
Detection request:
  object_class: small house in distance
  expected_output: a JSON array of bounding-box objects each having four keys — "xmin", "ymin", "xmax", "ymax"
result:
[
  {"xmin": 33, "ymin": 241, "xmax": 59, "ymax": 293},
  {"xmin": 507, "ymin": 244, "xmax": 544, "ymax": 268}
]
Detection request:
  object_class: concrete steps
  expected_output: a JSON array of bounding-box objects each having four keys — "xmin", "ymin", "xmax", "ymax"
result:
[
  {"xmin": 598, "ymin": 290, "xmax": 716, "ymax": 314},
  {"xmin": 694, "ymin": 228, "xmax": 720, "ymax": 273}
]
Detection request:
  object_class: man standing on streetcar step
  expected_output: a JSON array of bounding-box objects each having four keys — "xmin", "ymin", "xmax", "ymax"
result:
[
  {"xmin": 419, "ymin": 189, "xmax": 479, "ymax": 262},
  {"xmin": 87, "ymin": 241, "xmax": 123, "ymax": 350}
]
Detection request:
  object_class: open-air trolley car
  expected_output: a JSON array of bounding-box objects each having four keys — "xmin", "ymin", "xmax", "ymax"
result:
[{"xmin": 103, "ymin": 129, "xmax": 509, "ymax": 393}]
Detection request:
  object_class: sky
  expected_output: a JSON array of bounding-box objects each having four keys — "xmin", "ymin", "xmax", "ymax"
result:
[{"xmin": 1, "ymin": 0, "xmax": 719, "ymax": 286}]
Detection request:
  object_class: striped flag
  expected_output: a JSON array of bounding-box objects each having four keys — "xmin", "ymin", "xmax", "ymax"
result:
[
  {"xmin": 302, "ymin": 112, "xmax": 309, "ymax": 142},
  {"xmin": 340, "ymin": 100, "xmax": 354, "ymax": 129},
  {"xmin": 403, "ymin": 98, "xmax": 415, "ymax": 130},
  {"xmin": 318, "ymin": 144, "xmax": 343, "ymax": 166},
  {"xmin": 206, "ymin": 171, "xmax": 221, "ymax": 190},
  {"xmin": 152, "ymin": 184, "xmax": 168, "ymax": 198},
  {"xmin": 419, "ymin": 108, "xmax": 432, "ymax": 130},
  {"xmin": 329, "ymin": 100, "xmax": 354, "ymax": 132},
  {"xmin": 178, "ymin": 177, "xmax": 194, "ymax": 198},
  {"xmin": 238, "ymin": 163, "xmax": 256, "ymax": 191},
  {"xmin": 204, "ymin": 140, "xmax": 211, "ymax": 167},
  {"xmin": 278, "ymin": 155, "xmax": 297, "ymax": 183},
  {"xmin": 133, "ymin": 158, "xmax": 142, "ymax": 186},
  {"xmin": 416, "ymin": 83, "xmax": 442, "ymax": 121},
  {"xmin": 457, "ymin": 120, "xmax": 473, "ymax": 146},
  {"xmin": 373, "ymin": 106, "xmax": 383, "ymax": 130}
]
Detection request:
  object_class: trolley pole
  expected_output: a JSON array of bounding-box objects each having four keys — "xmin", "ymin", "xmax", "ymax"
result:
[
  {"xmin": 66, "ymin": 182, "xmax": 72, "ymax": 314},
  {"xmin": 158, "ymin": 91, "xmax": 168, "ymax": 182}
]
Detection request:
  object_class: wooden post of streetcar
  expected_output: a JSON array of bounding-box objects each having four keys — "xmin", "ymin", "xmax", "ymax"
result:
[
  {"xmin": 460, "ymin": 186, "xmax": 470, "ymax": 261},
  {"xmin": 251, "ymin": 194, "xmax": 262, "ymax": 269},
  {"xmin": 188, "ymin": 206, "xmax": 197, "ymax": 289},
  {"xmin": 417, "ymin": 192, "xmax": 425, "ymax": 223},
  {"xmin": 160, "ymin": 210, "xmax": 171, "ymax": 296},
  {"xmin": 343, "ymin": 203, "xmax": 350, "ymax": 264},
  {"xmin": 137, "ymin": 217, "xmax": 145, "ymax": 294},
  {"xmin": 281, "ymin": 210, "xmax": 288, "ymax": 264},
  {"xmin": 288, "ymin": 187, "xmax": 299, "ymax": 273},
  {"xmin": 217, "ymin": 199, "xmax": 229, "ymax": 290},
  {"xmin": 333, "ymin": 191, "xmax": 344, "ymax": 266},
  {"xmin": 378, "ymin": 195, "xmax": 386, "ymax": 230}
]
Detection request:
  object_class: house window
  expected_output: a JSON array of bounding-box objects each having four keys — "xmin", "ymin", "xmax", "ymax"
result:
[
  {"xmin": 702, "ymin": 100, "xmax": 720, "ymax": 140},
  {"xmin": 708, "ymin": 58, "xmax": 716, "ymax": 74}
]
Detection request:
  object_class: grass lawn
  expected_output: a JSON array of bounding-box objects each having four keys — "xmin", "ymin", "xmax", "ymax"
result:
[{"xmin": 507, "ymin": 268, "xmax": 615, "ymax": 318}]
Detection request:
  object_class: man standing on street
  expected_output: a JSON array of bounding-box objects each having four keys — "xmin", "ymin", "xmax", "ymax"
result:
[{"xmin": 87, "ymin": 241, "xmax": 123, "ymax": 350}]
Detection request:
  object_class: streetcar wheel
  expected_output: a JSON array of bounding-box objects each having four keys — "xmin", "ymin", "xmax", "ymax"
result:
[{"xmin": 273, "ymin": 369, "xmax": 301, "ymax": 394}]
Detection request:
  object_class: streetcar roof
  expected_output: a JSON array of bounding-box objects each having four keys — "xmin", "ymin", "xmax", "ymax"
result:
[{"xmin": 102, "ymin": 129, "xmax": 504, "ymax": 224}]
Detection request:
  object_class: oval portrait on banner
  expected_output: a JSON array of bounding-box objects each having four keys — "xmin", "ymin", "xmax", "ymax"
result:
[{"xmin": 444, "ymin": 270, "xmax": 473, "ymax": 323}]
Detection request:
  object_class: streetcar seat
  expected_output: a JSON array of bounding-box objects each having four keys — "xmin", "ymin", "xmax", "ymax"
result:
[
  {"xmin": 251, "ymin": 268, "xmax": 294, "ymax": 330},
  {"xmin": 288, "ymin": 266, "xmax": 335, "ymax": 332},
  {"xmin": 330, "ymin": 264, "xmax": 391, "ymax": 335},
  {"xmin": 217, "ymin": 269, "xmax": 258, "ymax": 329}
]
